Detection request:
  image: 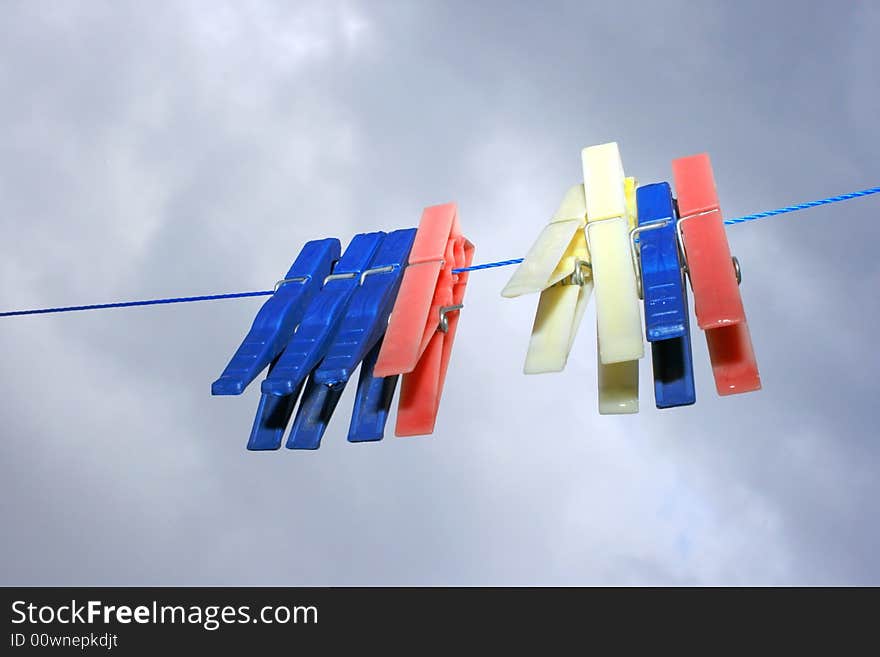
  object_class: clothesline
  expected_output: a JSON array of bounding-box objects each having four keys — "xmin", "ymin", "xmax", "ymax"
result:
[{"xmin": 1, "ymin": 185, "xmax": 878, "ymax": 319}]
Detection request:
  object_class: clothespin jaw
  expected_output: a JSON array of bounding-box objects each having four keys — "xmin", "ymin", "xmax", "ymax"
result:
[
  {"xmin": 597, "ymin": 358, "xmax": 640, "ymax": 414},
  {"xmin": 374, "ymin": 203, "xmax": 475, "ymax": 437},
  {"xmin": 211, "ymin": 238, "xmax": 340, "ymax": 396},
  {"xmin": 501, "ymin": 184, "xmax": 592, "ymax": 374},
  {"xmin": 247, "ymin": 380, "xmax": 303, "ymax": 450},
  {"xmin": 635, "ymin": 182, "xmax": 696, "ymax": 408},
  {"xmin": 346, "ymin": 338, "xmax": 399, "ymax": 443},
  {"xmin": 284, "ymin": 376, "xmax": 345, "ymax": 450},
  {"xmin": 287, "ymin": 228, "xmax": 417, "ymax": 449},
  {"xmin": 672, "ymin": 154, "xmax": 760, "ymax": 396}
]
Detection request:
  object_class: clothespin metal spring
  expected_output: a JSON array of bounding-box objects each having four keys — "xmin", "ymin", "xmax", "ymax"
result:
[
  {"xmin": 628, "ymin": 220, "xmax": 671, "ymax": 300},
  {"xmin": 273, "ymin": 276, "xmax": 311, "ymax": 292},
  {"xmin": 438, "ymin": 304, "xmax": 463, "ymax": 333},
  {"xmin": 568, "ymin": 258, "xmax": 592, "ymax": 287},
  {"xmin": 360, "ymin": 264, "xmax": 398, "ymax": 285},
  {"xmin": 323, "ymin": 271, "xmax": 358, "ymax": 286}
]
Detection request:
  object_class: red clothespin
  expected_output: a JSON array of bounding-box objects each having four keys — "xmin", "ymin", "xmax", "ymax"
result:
[
  {"xmin": 373, "ymin": 203, "xmax": 475, "ymax": 436},
  {"xmin": 672, "ymin": 154, "xmax": 761, "ymax": 396}
]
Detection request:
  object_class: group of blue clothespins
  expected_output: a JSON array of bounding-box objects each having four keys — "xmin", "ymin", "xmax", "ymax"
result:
[{"xmin": 212, "ymin": 229, "xmax": 416, "ymax": 450}]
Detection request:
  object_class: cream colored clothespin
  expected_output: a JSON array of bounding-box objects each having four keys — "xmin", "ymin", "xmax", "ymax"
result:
[
  {"xmin": 582, "ymin": 143, "xmax": 643, "ymax": 414},
  {"xmin": 501, "ymin": 184, "xmax": 592, "ymax": 374}
]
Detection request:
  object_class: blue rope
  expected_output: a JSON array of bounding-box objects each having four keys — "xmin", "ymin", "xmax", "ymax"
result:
[
  {"xmin": 721, "ymin": 186, "xmax": 880, "ymax": 225},
  {"xmin": 0, "ymin": 291, "xmax": 274, "ymax": 318},
  {"xmin": 1, "ymin": 185, "xmax": 877, "ymax": 318},
  {"xmin": 452, "ymin": 258, "xmax": 524, "ymax": 274}
]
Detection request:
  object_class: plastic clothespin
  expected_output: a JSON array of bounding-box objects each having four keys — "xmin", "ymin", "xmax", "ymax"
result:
[
  {"xmin": 500, "ymin": 184, "xmax": 592, "ymax": 374},
  {"xmin": 672, "ymin": 153, "xmax": 761, "ymax": 396},
  {"xmin": 633, "ymin": 182, "xmax": 696, "ymax": 408},
  {"xmin": 247, "ymin": 232, "xmax": 385, "ymax": 450},
  {"xmin": 211, "ymin": 238, "xmax": 340, "ymax": 396},
  {"xmin": 286, "ymin": 228, "xmax": 417, "ymax": 449},
  {"xmin": 582, "ymin": 143, "xmax": 643, "ymax": 414},
  {"xmin": 373, "ymin": 203, "xmax": 475, "ymax": 437}
]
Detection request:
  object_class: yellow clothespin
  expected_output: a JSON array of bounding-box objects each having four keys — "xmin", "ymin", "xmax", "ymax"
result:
[
  {"xmin": 582, "ymin": 143, "xmax": 644, "ymax": 414},
  {"xmin": 501, "ymin": 184, "xmax": 592, "ymax": 374}
]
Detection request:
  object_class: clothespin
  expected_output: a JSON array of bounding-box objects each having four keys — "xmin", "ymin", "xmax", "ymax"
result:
[
  {"xmin": 500, "ymin": 184, "xmax": 592, "ymax": 374},
  {"xmin": 211, "ymin": 238, "xmax": 340, "ymax": 396},
  {"xmin": 287, "ymin": 228, "xmax": 417, "ymax": 449},
  {"xmin": 247, "ymin": 232, "xmax": 385, "ymax": 450},
  {"xmin": 632, "ymin": 182, "xmax": 696, "ymax": 408},
  {"xmin": 373, "ymin": 203, "xmax": 475, "ymax": 437},
  {"xmin": 582, "ymin": 143, "xmax": 643, "ymax": 414},
  {"xmin": 672, "ymin": 153, "xmax": 761, "ymax": 395}
]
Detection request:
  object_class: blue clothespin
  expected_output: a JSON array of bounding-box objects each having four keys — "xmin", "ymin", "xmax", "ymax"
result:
[
  {"xmin": 288, "ymin": 228, "xmax": 416, "ymax": 449},
  {"xmin": 211, "ymin": 238, "xmax": 340, "ymax": 396},
  {"xmin": 248, "ymin": 232, "xmax": 385, "ymax": 450},
  {"xmin": 634, "ymin": 182, "xmax": 696, "ymax": 408}
]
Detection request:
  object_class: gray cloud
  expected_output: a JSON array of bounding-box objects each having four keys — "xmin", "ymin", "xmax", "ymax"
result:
[{"xmin": 1, "ymin": 0, "xmax": 878, "ymax": 585}]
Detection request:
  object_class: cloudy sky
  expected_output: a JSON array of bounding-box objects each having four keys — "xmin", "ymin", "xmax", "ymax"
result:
[{"xmin": 1, "ymin": 0, "xmax": 878, "ymax": 585}]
